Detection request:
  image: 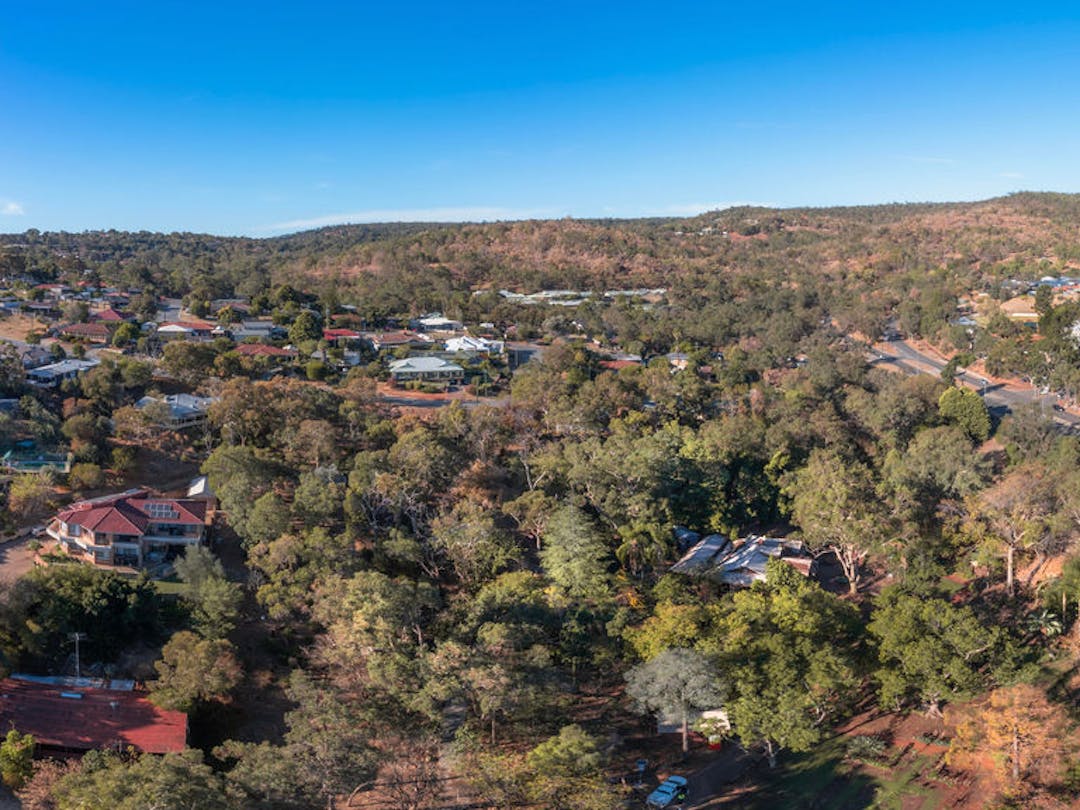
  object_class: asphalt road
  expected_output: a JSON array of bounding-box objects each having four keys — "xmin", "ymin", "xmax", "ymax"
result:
[{"xmin": 872, "ymin": 339, "xmax": 1080, "ymax": 431}]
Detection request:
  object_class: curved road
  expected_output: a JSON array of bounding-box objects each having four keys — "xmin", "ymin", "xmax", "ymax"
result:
[{"xmin": 872, "ymin": 339, "xmax": 1080, "ymax": 431}]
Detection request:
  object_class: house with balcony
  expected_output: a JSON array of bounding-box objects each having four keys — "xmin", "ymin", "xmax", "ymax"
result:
[
  {"xmin": 388, "ymin": 356, "xmax": 465, "ymax": 385},
  {"xmin": 47, "ymin": 489, "xmax": 209, "ymax": 568},
  {"xmin": 134, "ymin": 394, "xmax": 216, "ymax": 429}
]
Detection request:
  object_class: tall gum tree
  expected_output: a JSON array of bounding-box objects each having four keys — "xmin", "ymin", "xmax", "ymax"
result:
[{"xmin": 785, "ymin": 448, "xmax": 889, "ymax": 594}]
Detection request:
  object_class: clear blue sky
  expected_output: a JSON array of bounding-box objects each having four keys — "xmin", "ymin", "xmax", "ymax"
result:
[{"xmin": 2, "ymin": 1, "xmax": 1080, "ymax": 235}]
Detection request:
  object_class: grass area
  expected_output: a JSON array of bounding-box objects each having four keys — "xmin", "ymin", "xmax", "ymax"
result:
[
  {"xmin": 737, "ymin": 734, "xmax": 953, "ymax": 810},
  {"xmin": 152, "ymin": 576, "xmax": 189, "ymax": 596}
]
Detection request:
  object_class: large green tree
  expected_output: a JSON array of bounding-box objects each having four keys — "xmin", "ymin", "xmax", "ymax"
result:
[
  {"xmin": 539, "ymin": 506, "xmax": 612, "ymax": 604},
  {"xmin": 51, "ymin": 749, "xmax": 231, "ymax": 810},
  {"xmin": 175, "ymin": 546, "xmax": 242, "ymax": 639},
  {"xmin": 786, "ymin": 448, "xmax": 890, "ymax": 593},
  {"xmin": 703, "ymin": 561, "xmax": 864, "ymax": 766},
  {"xmin": 150, "ymin": 630, "xmax": 243, "ymax": 713},
  {"xmin": 625, "ymin": 647, "xmax": 726, "ymax": 753},
  {"xmin": 868, "ymin": 588, "xmax": 1013, "ymax": 716}
]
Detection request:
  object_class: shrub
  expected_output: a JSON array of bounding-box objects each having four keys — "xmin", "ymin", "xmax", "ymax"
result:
[
  {"xmin": 68, "ymin": 462, "xmax": 104, "ymax": 491},
  {"xmin": 845, "ymin": 735, "xmax": 887, "ymax": 762}
]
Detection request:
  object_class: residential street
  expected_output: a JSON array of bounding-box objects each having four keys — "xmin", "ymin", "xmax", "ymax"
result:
[{"xmin": 872, "ymin": 338, "xmax": 1080, "ymax": 431}]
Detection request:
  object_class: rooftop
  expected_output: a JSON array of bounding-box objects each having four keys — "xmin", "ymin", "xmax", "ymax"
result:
[
  {"xmin": 56, "ymin": 490, "xmax": 208, "ymax": 535},
  {"xmin": 0, "ymin": 676, "xmax": 187, "ymax": 754},
  {"xmin": 389, "ymin": 356, "xmax": 464, "ymax": 373},
  {"xmin": 671, "ymin": 534, "xmax": 814, "ymax": 587}
]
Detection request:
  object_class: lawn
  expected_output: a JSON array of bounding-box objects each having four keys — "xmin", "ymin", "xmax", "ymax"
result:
[{"xmin": 152, "ymin": 576, "xmax": 189, "ymax": 596}]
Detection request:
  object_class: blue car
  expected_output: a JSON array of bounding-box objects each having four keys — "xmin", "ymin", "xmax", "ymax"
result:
[{"xmin": 646, "ymin": 775, "xmax": 688, "ymax": 808}]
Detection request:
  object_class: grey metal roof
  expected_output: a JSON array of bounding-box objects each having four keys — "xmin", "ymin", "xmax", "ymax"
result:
[{"xmin": 389, "ymin": 356, "xmax": 464, "ymax": 373}]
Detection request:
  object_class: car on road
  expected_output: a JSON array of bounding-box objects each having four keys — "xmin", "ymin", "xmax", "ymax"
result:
[{"xmin": 646, "ymin": 775, "xmax": 688, "ymax": 808}]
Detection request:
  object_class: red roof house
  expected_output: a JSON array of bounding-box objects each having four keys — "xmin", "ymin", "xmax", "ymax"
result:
[
  {"xmin": 234, "ymin": 343, "xmax": 298, "ymax": 358},
  {"xmin": 47, "ymin": 489, "xmax": 209, "ymax": 567},
  {"xmin": 599, "ymin": 359, "xmax": 642, "ymax": 371},
  {"xmin": 90, "ymin": 308, "xmax": 131, "ymax": 323},
  {"xmin": 59, "ymin": 322, "xmax": 111, "ymax": 342},
  {"xmin": 0, "ymin": 677, "xmax": 187, "ymax": 754},
  {"xmin": 323, "ymin": 328, "xmax": 363, "ymax": 342}
]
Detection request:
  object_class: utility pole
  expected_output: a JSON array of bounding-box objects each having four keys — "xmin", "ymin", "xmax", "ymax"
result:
[{"xmin": 70, "ymin": 632, "xmax": 88, "ymax": 678}]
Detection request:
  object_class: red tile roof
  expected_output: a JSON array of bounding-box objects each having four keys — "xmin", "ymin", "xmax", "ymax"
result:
[
  {"xmin": 56, "ymin": 491, "xmax": 208, "ymax": 534},
  {"xmin": 90, "ymin": 308, "xmax": 129, "ymax": 322},
  {"xmin": 60, "ymin": 322, "xmax": 111, "ymax": 339},
  {"xmin": 323, "ymin": 328, "xmax": 362, "ymax": 340},
  {"xmin": 0, "ymin": 678, "xmax": 187, "ymax": 753},
  {"xmin": 599, "ymin": 359, "xmax": 641, "ymax": 370},
  {"xmin": 235, "ymin": 343, "xmax": 297, "ymax": 357}
]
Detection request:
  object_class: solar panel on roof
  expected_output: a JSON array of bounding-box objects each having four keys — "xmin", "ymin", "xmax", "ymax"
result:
[{"xmin": 145, "ymin": 502, "xmax": 178, "ymax": 519}]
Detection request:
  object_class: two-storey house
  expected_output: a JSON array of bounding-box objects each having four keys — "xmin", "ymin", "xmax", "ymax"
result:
[{"xmin": 47, "ymin": 489, "xmax": 209, "ymax": 567}]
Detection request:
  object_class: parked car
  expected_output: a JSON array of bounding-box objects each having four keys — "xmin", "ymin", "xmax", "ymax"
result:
[{"xmin": 646, "ymin": 775, "xmax": 688, "ymax": 808}]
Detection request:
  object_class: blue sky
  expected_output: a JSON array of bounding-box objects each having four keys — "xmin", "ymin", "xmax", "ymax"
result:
[{"xmin": 2, "ymin": 2, "xmax": 1080, "ymax": 235}]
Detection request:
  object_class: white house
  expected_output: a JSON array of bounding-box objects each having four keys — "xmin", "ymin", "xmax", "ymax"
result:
[{"xmin": 445, "ymin": 336, "xmax": 503, "ymax": 353}]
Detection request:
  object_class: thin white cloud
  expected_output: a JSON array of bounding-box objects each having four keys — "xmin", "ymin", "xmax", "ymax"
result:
[
  {"xmin": 1, "ymin": 201, "xmax": 24, "ymax": 216},
  {"xmin": 261, "ymin": 205, "xmax": 564, "ymax": 233},
  {"xmin": 999, "ymin": 171, "xmax": 1025, "ymax": 179}
]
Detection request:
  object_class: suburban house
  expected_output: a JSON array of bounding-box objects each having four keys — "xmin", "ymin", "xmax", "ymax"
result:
[
  {"xmin": 154, "ymin": 321, "xmax": 215, "ymax": 341},
  {"xmin": 23, "ymin": 302, "xmax": 61, "ymax": 320},
  {"xmin": 388, "ymin": 356, "xmax": 466, "ymax": 385},
  {"xmin": 445, "ymin": 335, "xmax": 504, "ymax": 354},
  {"xmin": 234, "ymin": 343, "xmax": 297, "ymax": 359},
  {"xmin": 599, "ymin": 357, "xmax": 642, "ymax": 371},
  {"xmin": 504, "ymin": 341, "xmax": 543, "ymax": 371},
  {"xmin": 323, "ymin": 327, "xmax": 363, "ymax": 346},
  {"xmin": 89, "ymin": 307, "xmax": 132, "ymax": 324},
  {"xmin": 209, "ymin": 298, "xmax": 252, "ymax": 316},
  {"xmin": 47, "ymin": 489, "xmax": 209, "ymax": 567},
  {"xmin": 364, "ymin": 330, "xmax": 434, "ymax": 352},
  {"xmin": 412, "ymin": 313, "xmax": 464, "ymax": 332},
  {"xmin": 134, "ymin": 394, "xmax": 216, "ymax": 429},
  {"xmin": 14, "ymin": 343, "xmax": 52, "ymax": 369},
  {"xmin": 228, "ymin": 319, "xmax": 284, "ymax": 341},
  {"xmin": 58, "ymin": 322, "xmax": 111, "ymax": 343},
  {"xmin": 671, "ymin": 534, "xmax": 815, "ymax": 587},
  {"xmin": 0, "ymin": 675, "xmax": 187, "ymax": 755},
  {"xmin": 27, "ymin": 358, "xmax": 100, "ymax": 387}
]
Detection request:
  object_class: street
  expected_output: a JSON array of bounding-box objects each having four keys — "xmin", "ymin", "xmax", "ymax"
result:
[{"xmin": 872, "ymin": 339, "xmax": 1080, "ymax": 430}]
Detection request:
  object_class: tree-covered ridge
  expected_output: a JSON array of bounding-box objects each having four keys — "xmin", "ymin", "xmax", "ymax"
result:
[{"xmin": 5, "ymin": 192, "xmax": 1080, "ymax": 301}]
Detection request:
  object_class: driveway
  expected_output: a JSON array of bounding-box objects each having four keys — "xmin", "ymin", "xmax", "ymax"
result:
[
  {"xmin": 0, "ymin": 535, "xmax": 41, "ymax": 582},
  {"xmin": 685, "ymin": 747, "xmax": 753, "ymax": 808}
]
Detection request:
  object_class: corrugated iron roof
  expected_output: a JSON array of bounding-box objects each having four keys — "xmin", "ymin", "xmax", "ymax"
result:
[{"xmin": 0, "ymin": 677, "xmax": 187, "ymax": 753}]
